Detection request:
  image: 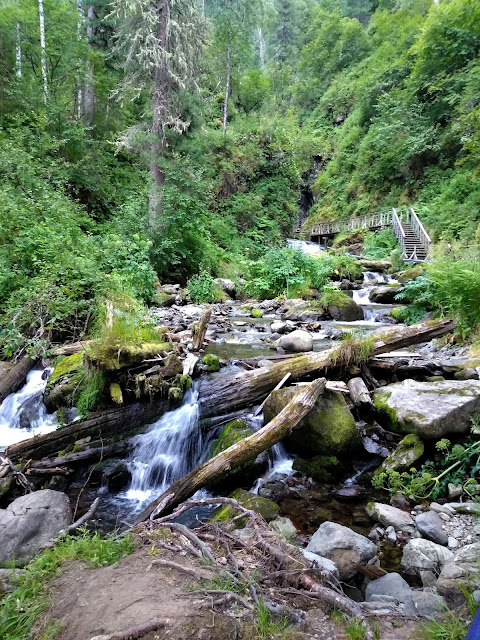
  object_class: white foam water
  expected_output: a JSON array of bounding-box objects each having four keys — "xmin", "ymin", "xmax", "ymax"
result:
[{"xmin": 0, "ymin": 368, "xmax": 57, "ymax": 449}]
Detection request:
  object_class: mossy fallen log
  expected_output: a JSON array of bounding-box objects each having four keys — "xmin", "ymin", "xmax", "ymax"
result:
[
  {"xmin": 198, "ymin": 319, "xmax": 456, "ymax": 419},
  {"xmin": 0, "ymin": 357, "xmax": 37, "ymax": 405},
  {"xmin": 134, "ymin": 378, "xmax": 327, "ymax": 523}
]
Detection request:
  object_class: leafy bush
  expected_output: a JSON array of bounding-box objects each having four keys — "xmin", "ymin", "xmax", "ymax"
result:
[
  {"xmin": 187, "ymin": 271, "xmax": 225, "ymax": 303},
  {"xmin": 362, "ymin": 228, "xmax": 398, "ymax": 259}
]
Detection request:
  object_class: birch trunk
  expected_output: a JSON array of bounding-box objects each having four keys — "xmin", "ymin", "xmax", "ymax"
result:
[
  {"xmin": 15, "ymin": 21, "xmax": 22, "ymax": 78},
  {"xmin": 83, "ymin": 5, "xmax": 96, "ymax": 126},
  {"xmin": 222, "ymin": 30, "xmax": 230, "ymax": 134},
  {"xmin": 38, "ymin": 0, "xmax": 48, "ymax": 102}
]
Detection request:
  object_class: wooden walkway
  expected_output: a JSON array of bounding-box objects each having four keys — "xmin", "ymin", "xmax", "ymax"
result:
[{"xmin": 310, "ymin": 207, "xmax": 431, "ymax": 261}]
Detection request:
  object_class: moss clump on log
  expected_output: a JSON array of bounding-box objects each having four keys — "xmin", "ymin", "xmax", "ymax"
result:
[{"xmin": 203, "ymin": 354, "xmax": 220, "ymax": 372}]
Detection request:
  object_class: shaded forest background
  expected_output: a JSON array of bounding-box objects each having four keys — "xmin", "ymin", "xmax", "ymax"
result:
[{"xmin": 0, "ymin": 0, "xmax": 479, "ymax": 356}]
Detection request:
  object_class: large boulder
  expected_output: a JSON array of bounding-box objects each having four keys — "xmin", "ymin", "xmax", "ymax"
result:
[
  {"xmin": 264, "ymin": 387, "xmax": 361, "ymax": 457},
  {"xmin": 44, "ymin": 352, "xmax": 85, "ymax": 412},
  {"xmin": 277, "ymin": 330, "xmax": 313, "ymax": 353},
  {"xmin": 212, "ymin": 489, "xmax": 280, "ymax": 525},
  {"xmin": 214, "ymin": 278, "xmax": 236, "ymax": 299},
  {"xmin": 373, "ymin": 380, "xmax": 480, "ymax": 438},
  {"xmin": 365, "ymin": 573, "xmax": 413, "ymax": 604},
  {"xmin": 366, "ymin": 502, "xmax": 416, "ymax": 534},
  {"xmin": 306, "ymin": 522, "xmax": 377, "ymax": 580},
  {"xmin": 369, "ymin": 286, "xmax": 403, "ymax": 304},
  {"xmin": 401, "ymin": 538, "xmax": 453, "ymax": 587},
  {"xmin": 415, "ymin": 511, "xmax": 448, "ymax": 546},
  {"xmin": 327, "ymin": 299, "xmax": 363, "ymax": 322},
  {"xmin": 376, "ymin": 434, "xmax": 424, "ymax": 474},
  {"xmin": 436, "ymin": 543, "xmax": 480, "ymax": 606},
  {"xmin": 0, "ymin": 490, "xmax": 72, "ymax": 566},
  {"xmin": 282, "ymin": 300, "xmax": 324, "ymax": 322}
]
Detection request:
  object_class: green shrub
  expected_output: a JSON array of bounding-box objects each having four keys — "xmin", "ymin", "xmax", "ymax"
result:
[
  {"xmin": 362, "ymin": 228, "xmax": 399, "ymax": 259},
  {"xmin": 187, "ymin": 271, "xmax": 225, "ymax": 303}
]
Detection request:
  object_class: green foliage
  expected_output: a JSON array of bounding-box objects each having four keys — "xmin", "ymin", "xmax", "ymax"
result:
[
  {"xmin": 333, "ymin": 331, "xmax": 375, "ymax": 367},
  {"xmin": 416, "ymin": 612, "xmax": 470, "ymax": 640},
  {"xmin": 362, "ymin": 228, "xmax": 398, "ymax": 259},
  {"xmin": 187, "ymin": 272, "xmax": 224, "ymax": 303},
  {"xmin": 0, "ymin": 529, "xmax": 133, "ymax": 640},
  {"xmin": 372, "ymin": 432, "xmax": 480, "ymax": 500}
]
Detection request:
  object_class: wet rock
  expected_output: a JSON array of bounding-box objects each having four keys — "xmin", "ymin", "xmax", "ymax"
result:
[
  {"xmin": 333, "ymin": 486, "xmax": 368, "ymax": 502},
  {"xmin": 366, "ymin": 502, "xmax": 416, "ymax": 534},
  {"xmin": 365, "ymin": 573, "xmax": 412, "ymax": 603},
  {"xmin": 327, "ymin": 299, "xmax": 363, "ymax": 322},
  {"xmin": 369, "ymin": 286, "xmax": 403, "ymax": 304},
  {"xmin": 373, "ymin": 379, "xmax": 480, "ymax": 438},
  {"xmin": 103, "ymin": 461, "xmax": 132, "ymax": 492},
  {"xmin": 292, "ymin": 455, "xmax": 343, "ymax": 483},
  {"xmin": 214, "ymin": 278, "xmax": 236, "ymax": 299},
  {"xmin": 390, "ymin": 493, "xmax": 411, "ymax": 511},
  {"xmin": 377, "ymin": 434, "xmax": 424, "ymax": 474},
  {"xmin": 416, "ymin": 511, "xmax": 448, "ymax": 546},
  {"xmin": 276, "ymin": 330, "xmax": 313, "ymax": 353},
  {"xmin": 265, "ymin": 387, "xmax": 361, "ymax": 457},
  {"xmin": 258, "ymin": 481, "xmax": 286, "ymax": 502},
  {"xmin": 306, "ymin": 521, "xmax": 377, "ymax": 580},
  {"xmin": 0, "ymin": 490, "xmax": 72, "ymax": 566},
  {"xmin": 401, "ymin": 538, "xmax": 453, "ymax": 587},
  {"xmin": 269, "ymin": 517, "xmax": 297, "ymax": 540}
]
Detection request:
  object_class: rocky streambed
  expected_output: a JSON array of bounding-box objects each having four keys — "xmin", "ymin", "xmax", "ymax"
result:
[{"xmin": 1, "ymin": 267, "xmax": 480, "ymax": 628}]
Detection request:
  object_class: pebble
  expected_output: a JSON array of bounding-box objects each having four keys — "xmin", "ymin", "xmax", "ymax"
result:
[
  {"xmin": 448, "ymin": 537, "xmax": 459, "ymax": 549},
  {"xmin": 438, "ymin": 513, "xmax": 450, "ymax": 522}
]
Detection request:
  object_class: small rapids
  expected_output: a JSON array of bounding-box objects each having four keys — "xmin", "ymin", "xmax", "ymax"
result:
[
  {"xmin": 122, "ymin": 389, "xmax": 203, "ymax": 506},
  {"xmin": 0, "ymin": 368, "xmax": 58, "ymax": 450}
]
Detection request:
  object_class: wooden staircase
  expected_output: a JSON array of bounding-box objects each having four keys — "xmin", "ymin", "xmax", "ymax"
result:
[{"xmin": 310, "ymin": 207, "xmax": 432, "ymax": 261}]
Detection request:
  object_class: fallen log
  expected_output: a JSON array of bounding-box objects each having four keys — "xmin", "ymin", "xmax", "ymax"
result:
[
  {"xmin": 7, "ymin": 398, "xmax": 169, "ymax": 463},
  {"xmin": 253, "ymin": 372, "xmax": 291, "ymax": 416},
  {"xmin": 30, "ymin": 442, "xmax": 128, "ymax": 469},
  {"xmin": 347, "ymin": 377, "xmax": 373, "ymax": 409},
  {"xmin": 27, "ymin": 467, "xmax": 73, "ymax": 476},
  {"xmin": 0, "ymin": 357, "xmax": 37, "ymax": 405},
  {"xmin": 50, "ymin": 341, "xmax": 92, "ymax": 356},
  {"xmin": 192, "ymin": 308, "xmax": 211, "ymax": 350},
  {"xmin": 134, "ymin": 378, "xmax": 326, "ymax": 523},
  {"xmin": 198, "ymin": 319, "xmax": 456, "ymax": 419}
]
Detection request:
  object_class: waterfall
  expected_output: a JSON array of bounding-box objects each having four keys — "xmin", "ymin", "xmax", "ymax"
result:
[
  {"xmin": 124, "ymin": 389, "xmax": 202, "ymax": 504},
  {"xmin": 0, "ymin": 368, "xmax": 58, "ymax": 449}
]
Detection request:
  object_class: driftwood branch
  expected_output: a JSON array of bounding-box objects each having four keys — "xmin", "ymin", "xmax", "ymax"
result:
[
  {"xmin": 192, "ymin": 309, "xmax": 211, "ymax": 350},
  {"xmin": 88, "ymin": 618, "xmax": 170, "ymax": 640},
  {"xmin": 66, "ymin": 497, "xmax": 101, "ymax": 533},
  {"xmin": 134, "ymin": 378, "xmax": 326, "ymax": 523}
]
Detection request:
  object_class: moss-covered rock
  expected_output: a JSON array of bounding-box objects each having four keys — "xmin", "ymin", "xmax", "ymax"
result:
[
  {"xmin": 203, "ymin": 354, "xmax": 220, "ymax": 372},
  {"xmin": 109, "ymin": 383, "xmax": 123, "ymax": 405},
  {"xmin": 209, "ymin": 420, "xmax": 268, "ymax": 490},
  {"xmin": 397, "ymin": 265, "xmax": 424, "ymax": 284},
  {"xmin": 389, "ymin": 306, "xmax": 407, "ymax": 321},
  {"xmin": 251, "ymin": 308, "xmax": 263, "ymax": 318},
  {"xmin": 376, "ymin": 434, "xmax": 424, "ymax": 475},
  {"xmin": 44, "ymin": 352, "xmax": 85, "ymax": 412},
  {"xmin": 212, "ymin": 488, "xmax": 280, "ymax": 526},
  {"xmin": 88, "ymin": 340, "xmax": 171, "ymax": 371},
  {"xmin": 264, "ymin": 387, "xmax": 361, "ymax": 457},
  {"xmin": 292, "ymin": 455, "xmax": 344, "ymax": 483},
  {"xmin": 327, "ymin": 298, "xmax": 364, "ymax": 322}
]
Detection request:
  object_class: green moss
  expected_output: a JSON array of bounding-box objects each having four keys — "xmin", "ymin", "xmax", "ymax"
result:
[
  {"xmin": 210, "ymin": 420, "xmax": 252, "ymax": 457},
  {"xmin": 251, "ymin": 308, "xmax": 263, "ymax": 318},
  {"xmin": 109, "ymin": 382, "xmax": 123, "ymax": 405},
  {"xmin": 389, "ymin": 306, "xmax": 407, "ymax": 320},
  {"xmin": 88, "ymin": 341, "xmax": 171, "ymax": 371},
  {"xmin": 203, "ymin": 353, "xmax": 220, "ymax": 372},
  {"xmin": 377, "ymin": 434, "xmax": 424, "ymax": 474},
  {"xmin": 168, "ymin": 386, "xmax": 182, "ymax": 401},
  {"xmin": 397, "ymin": 265, "xmax": 424, "ymax": 284},
  {"xmin": 212, "ymin": 488, "xmax": 280, "ymax": 526},
  {"xmin": 46, "ymin": 352, "xmax": 84, "ymax": 392},
  {"xmin": 373, "ymin": 390, "xmax": 400, "ymax": 431}
]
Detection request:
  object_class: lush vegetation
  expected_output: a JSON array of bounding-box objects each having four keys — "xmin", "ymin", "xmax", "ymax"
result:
[
  {"xmin": 0, "ymin": 0, "xmax": 478, "ymax": 355},
  {"xmin": 0, "ymin": 529, "xmax": 133, "ymax": 640}
]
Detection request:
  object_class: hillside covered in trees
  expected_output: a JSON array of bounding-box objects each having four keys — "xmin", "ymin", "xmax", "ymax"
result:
[{"xmin": 0, "ymin": 0, "xmax": 479, "ymax": 353}]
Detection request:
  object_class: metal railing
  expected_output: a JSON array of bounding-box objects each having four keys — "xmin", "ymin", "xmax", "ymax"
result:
[
  {"xmin": 310, "ymin": 209, "xmax": 394, "ymax": 237},
  {"xmin": 410, "ymin": 208, "xmax": 432, "ymax": 259}
]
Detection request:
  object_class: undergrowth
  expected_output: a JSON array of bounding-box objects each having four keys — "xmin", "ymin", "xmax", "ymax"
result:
[
  {"xmin": 255, "ymin": 600, "xmax": 290, "ymax": 638},
  {"xmin": 0, "ymin": 528, "xmax": 133, "ymax": 640},
  {"xmin": 416, "ymin": 612, "xmax": 470, "ymax": 640},
  {"xmin": 332, "ymin": 332, "xmax": 375, "ymax": 367}
]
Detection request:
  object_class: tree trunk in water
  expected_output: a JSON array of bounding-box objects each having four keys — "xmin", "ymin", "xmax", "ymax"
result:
[
  {"xmin": 149, "ymin": 0, "xmax": 169, "ymax": 222},
  {"xmin": 198, "ymin": 319, "xmax": 456, "ymax": 420},
  {"xmin": 192, "ymin": 309, "xmax": 211, "ymax": 350},
  {"xmin": 134, "ymin": 378, "xmax": 327, "ymax": 522},
  {"xmin": 0, "ymin": 357, "xmax": 37, "ymax": 405},
  {"xmin": 222, "ymin": 30, "xmax": 230, "ymax": 134},
  {"xmin": 38, "ymin": 0, "xmax": 48, "ymax": 102},
  {"xmin": 6, "ymin": 398, "xmax": 169, "ymax": 463}
]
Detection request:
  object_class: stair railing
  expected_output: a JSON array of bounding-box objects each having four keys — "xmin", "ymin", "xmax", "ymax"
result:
[
  {"xmin": 392, "ymin": 208, "xmax": 406, "ymax": 256},
  {"xmin": 410, "ymin": 208, "xmax": 432, "ymax": 259}
]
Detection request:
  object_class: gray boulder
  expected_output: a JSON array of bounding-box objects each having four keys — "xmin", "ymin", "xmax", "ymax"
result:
[
  {"xmin": 277, "ymin": 329, "xmax": 313, "ymax": 352},
  {"xmin": 366, "ymin": 502, "xmax": 416, "ymax": 534},
  {"xmin": 411, "ymin": 591, "xmax": 447, "ymax": 619},
  {"xmin": 214, "ymin": 278, "xmax": 236, "ymax": 298},
  {"xmin": 365, "ymin": 573, "xmax": 412, "ymax": 604},
  {"xmin": 270, "ymin": 321, "xmax": 288, "ymax": 335},
  {"xmin": 377, "ymin": 434, "xmax": 424, "ymax": 474},
  {"xmin": 416, "ymin": 511, "xmax": 448, "ymax": 546},
  {"xmin": 306, "ymin": 522, "xmax": 377, "ymax": 580},
  {"xmin": 369, "ymin": 286, "xmax": 403, "ymax": 304},
  {"xmin": 327, "ymin": 299, "xmax": 363, "ymax": 322},
  {"xmin": 401, "ymin": 538, "xmax": 453, "ymax": 587},
  {"xmin": 437, "ymin": 543, "xmax": 480, "ymax": 606},
  {"xmin": 373, "ymin": 379, "xmax": 480, "ymax": 438},
  {"xmin": 303, "ymin": 550, "xmax": 339, "ymax": 581},
  {"xmin": 0, "ymin": 490, "xmax": 72, "ymax": 566},
  {"xmin": 269, "ymin": 517, "xmax": 297, "ymax": 540},
  {"xmin": 282, "ymin": 300, "xmax": 323, "ymax": 322}
]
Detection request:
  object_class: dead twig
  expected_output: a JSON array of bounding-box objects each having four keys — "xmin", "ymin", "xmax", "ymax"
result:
[{"xmin": 88, "ymin": 617, "xmax": 170, "ymax": 640}]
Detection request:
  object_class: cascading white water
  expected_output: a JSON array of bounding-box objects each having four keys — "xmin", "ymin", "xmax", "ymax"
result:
[
  {"xmin": 124, "ymin": 389, "xmax": 202, "ymax": 504},
  {"xmin": 0, "ymin": 368, "xmax": 57, "ymax": 449}
]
